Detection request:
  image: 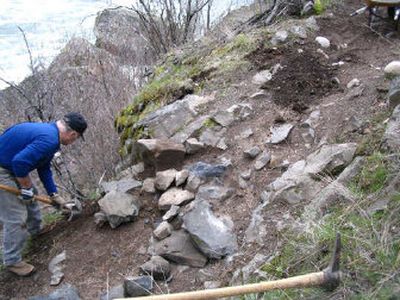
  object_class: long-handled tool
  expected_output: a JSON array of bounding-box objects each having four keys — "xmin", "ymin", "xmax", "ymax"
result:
[
  {"xmin": 122, "ymin": 233, "xmax": 341, "ymax": 300},
  {"xmin": 0, "ymin": 183, "xmax": 82, "ymax": 221}
]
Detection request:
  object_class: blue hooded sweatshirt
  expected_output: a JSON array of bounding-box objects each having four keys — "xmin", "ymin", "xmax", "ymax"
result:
[{"xmin": 0, "ymin": 122, "xmax": 60, "ymax": 195}]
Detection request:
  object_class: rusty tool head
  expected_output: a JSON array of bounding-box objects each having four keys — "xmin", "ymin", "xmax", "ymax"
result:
[
  {"xmin": 322, "ymin": 232, "xmax": 342, "ymax": 291},
  {"xmin": 63, "ymin": 198, "xmax": 82, "ymax": 221}
]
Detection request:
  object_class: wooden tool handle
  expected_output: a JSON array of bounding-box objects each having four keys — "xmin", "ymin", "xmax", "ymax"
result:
[
  {"xmin": 121, "ymin": 271, "xmax": 326, "ymax": 300},
  {"xmin": 0, "ymin": 183, "xmax": 53, "ymax": 205}
]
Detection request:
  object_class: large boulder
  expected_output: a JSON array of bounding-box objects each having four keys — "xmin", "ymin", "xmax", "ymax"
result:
[
  {"xmin": 134, "ymin": 139, "xmax": 186, "ymax": 172},
  {"xmin": 94, "ymin": 7, "xmax": 155, "ymax": 65},
  {"xmin": 101, "ymin": 178, "xmax": 142, "ymax": 194},
  {"xmin": 183, "ymin": 200, "xmax": 238, "ymax": 259},
  {"xmin": 97, "ymin": 191, "xmax": 140, "ymax": 228},
  {"xmin": 153, "ymin": 230, "xmax": 207, "ymax": 267},
  {"xmin": 135, "ymin": 94, "xmax": 213, "ymax": 140}
]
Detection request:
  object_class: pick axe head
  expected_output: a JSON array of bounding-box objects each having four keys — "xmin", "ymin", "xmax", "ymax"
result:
[
  {"xmin": 322, "ymin": 232, "xmax": 342, "ymax": 291},
  {"xmin": 63, "ymin": 198, "xmax": 82, "ymax": 221}
]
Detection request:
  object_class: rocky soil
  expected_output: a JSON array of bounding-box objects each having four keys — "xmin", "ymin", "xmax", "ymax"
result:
[{"xmin": 1, "ymin": 0, "xmax": 400, "ymax": 299}]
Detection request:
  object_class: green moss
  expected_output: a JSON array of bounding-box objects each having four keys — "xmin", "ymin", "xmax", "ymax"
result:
[{"xmin": 203, "ymin": 118, "xmax": 218, "ymax": 128}]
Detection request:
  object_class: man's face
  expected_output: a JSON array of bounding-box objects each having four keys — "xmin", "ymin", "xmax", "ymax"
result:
[{"xmin": 61, "ymin": 130, "xmax": 80, "ymax": 145}]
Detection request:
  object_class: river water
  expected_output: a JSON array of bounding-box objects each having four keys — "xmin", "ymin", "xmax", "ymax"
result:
[{"xmin": 0, "ymin": 0, "xmax": 251, "ymax": 90}]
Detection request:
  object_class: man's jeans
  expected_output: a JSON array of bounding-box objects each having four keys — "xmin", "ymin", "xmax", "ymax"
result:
[{"xmin": 0, "ymin": 167, "xmax": 41, "ymax": 266}]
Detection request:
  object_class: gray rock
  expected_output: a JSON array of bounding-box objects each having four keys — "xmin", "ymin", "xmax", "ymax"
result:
[
  {"xmin": 384, "ymin": 61, "xmax": 400, "ymax": 78},
  {"xmin": 383, "ymin": 104, "xmax": 400, "ymax": 151},
  {"xmin": 99, "ymin": 284, "xmax": 124, "ymax": 300},
  {"xmin": 245, "ymin": 201, "xmax": 269, "ymax": 244},
  {"xmin": 239, "ymin": 177, "xmax": 248, "ymax": 189},
  {"xmin": 124, "ymin": 276, "xmax": 153, "ymax": 297},
  {"xmin": 227, "ymin": 103, "xmax": 253, "ymax": 121},
  {"xmin": 158, "ymin": 188, "xmax": 195, "ymax": 210},
  {"xmin": 134, "ymin": 139, "xmax": 185, "ymax": 172},
  {"xmin": 240, "ymin": 169, "xmax": 252, "ymax": 180},
  {"xmin": 154, "ymin": 230, "xmax": 207, "ymax": 267},
  {"xmin": 28, "ymin": 284, "xmax": 80, "ymax": 300},
  {"xmin": 216, "ymin": 137, "xmax": 228, "ymax": 150},
  {"xmin": 185, "ymin": 173, "xmax": 204, "ymax": 192},
  {"xmin": 305, "ymin": 16, "xmax": 319, "ymax": 31},
  {"xmin": 171, "ymin": 115, "xmax": 209, "ymax": 144},
  {"xmin": 98, "ymin": 191, "xmax": 140, "ymax": 229},
  {"xmin": 142, "ymin": 178, "xmax": 156, "ymax": 193},
  {"xmin": 199, "ymin": 128, "xmax": 225, "ymax": 147},
  {"xmin": 197, "ymin": 185, "xmax": 235, "ymax": 202},
  {"xmin": 304, "ymin": 109, "xmax": 321, "ymax": 128},
  {"xmin": 135, "ymin": 94, "xmax": 212, "ymax": 140},
  {"xmin": 187, "ymin": 162, "xmax": 227, "ymax": 178},
  {"xmin": 347, "ymin": 78, "xmax": 361, "ymax": 89},
  {"xmin": 243, "ymin": 146, "xmax": 261, "ymax": 159},
  {"xmin": 183, "ymin": 200, "xmax": 238, "ymax": 259},
  {"xmin": 212, "ymin": 111, "xmax": 234, "ymax": 127},
  {"xmin": 155, "ymin": 169, "xmax": 177, "ymax": 191},
  {"xmin": 162, "ymin": 205, "xmax": 180, "ymax": 222},
  {"xmin": 240, "ymin": 128, "xmax": 254, "ymax": 138},
  {"xmin": 184, "ymin": 138, "xmax": 205, "ymax": 154},
  {"xmin": 140, "ymin": 256, "xmax": 171, "ymax": 280},
  {"xmin": 153, "ymin": 221, "xmax": 173, "ymax": 240},
  {"xmin": 252, "ymin": 70, "xmax": 272, "ymax": 85},
  {"xmin": 388, "ymin": 76, "xmax": 400, "ymax": 108},
  {"xmin": 48, "ymin": 251, "xmax": 66, "ymax": 286},
  {"xmin": 302, "ymin": 181, "xmax": 355, "ymax": 222},
  {"xmin": 175, "ymin": 169, "xmax": 189, "ymax": 186},
  {"xmin": 290, "ymin": 25, "xmax": 307, "ymax": 39},
  {"xmin": 94, "ymin": 7, "xmax": 150, "ymax": 65},
  {"xmin": 101, "ymin": 178, "xmax": 142, "ymax": 194},
  {"xmin": 315, "ymin": 36, "xmax": 330, "ymax": 48},
  {"xmin": 266, "ymin": 123, "xmax": 294, "ymax": 144},
  {"xmin": 336, "ymin": 156, "xmax": 365, "ymax": 185},
  {"xmin": 254, "ymin": 151, "xmax": 271, "ymax": 171},
  {"xmin": 204, "ymin": 281, "xmax": 222, "ymax": 289},
  {"xmin": 266, "ymin": 143, "xmax": 357, "ymax": 205},
  {"xmin": 94, "ymin": 211, "xmax": 108, "ymax": 227},
  {"xmin": 299, "ymin": 125, "xmax": 315, "ymax": 144},
  {"xmin": 271, "ymin": 30, "xmax": 288, "ymax": 45},
  {"xmin": 304, "ymin": 143, "xmax": 358, "ymax": 176}
]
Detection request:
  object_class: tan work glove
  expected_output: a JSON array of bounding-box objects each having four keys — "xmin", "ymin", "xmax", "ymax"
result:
[{"xmin": 50, "ymin": 193, "xmax": 68, "ymax": 209}]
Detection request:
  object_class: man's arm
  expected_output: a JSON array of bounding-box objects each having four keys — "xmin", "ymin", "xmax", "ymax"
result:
[
  {"xmin": 15, "ymin": 175, "xmax": 33, "ymax": 189},
  {"xmin": 37, "ymin": 162, "xmax": 57, "ymax": 195}
]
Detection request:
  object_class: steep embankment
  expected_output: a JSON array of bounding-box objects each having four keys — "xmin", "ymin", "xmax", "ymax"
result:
[{"xmin": 1, "ymin": 0, "xmax": 400, "ymax": 299}]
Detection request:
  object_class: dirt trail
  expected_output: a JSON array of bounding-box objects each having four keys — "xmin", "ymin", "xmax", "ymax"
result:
[{"xmin": 1, "ymin": 1, "xmax": 400, "ymax": 299}]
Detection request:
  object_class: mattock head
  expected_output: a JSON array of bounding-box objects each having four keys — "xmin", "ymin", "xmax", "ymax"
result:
[{"xmin": 323, "ymin": 232, "xmax": 342, "ymax": 291}]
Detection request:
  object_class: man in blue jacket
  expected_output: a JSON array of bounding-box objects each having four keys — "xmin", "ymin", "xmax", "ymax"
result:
[{"xmin": 0, "ymin": 112, "xmax": 87, "ymax": 276}]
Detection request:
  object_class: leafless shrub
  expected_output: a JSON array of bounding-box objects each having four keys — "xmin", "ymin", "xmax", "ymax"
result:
[{"xmin": 129, "ymin": 0, "xmax": 214, "ymax": 56}]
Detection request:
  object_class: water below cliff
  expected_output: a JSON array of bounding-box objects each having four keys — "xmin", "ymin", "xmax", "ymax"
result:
[{"xmin": 0, "ymin": 0, "xmax": 251, "ymax": 90}]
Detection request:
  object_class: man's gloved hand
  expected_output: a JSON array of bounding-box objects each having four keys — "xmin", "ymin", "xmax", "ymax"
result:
[
  {"xmin": 19, "ymin": 187, "xmax": 35, "ymax": 204},
  {"xmin": 50, "ymin": 193, "xmax": 68, "ymax": 209}
]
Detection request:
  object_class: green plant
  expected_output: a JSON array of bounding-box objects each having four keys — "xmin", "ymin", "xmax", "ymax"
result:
[
  {"xmin": 313, "ymin": 0, "xmax": 330, "ymax": 15},
  {"xmin": 350, "ymin": 152, "xmax": 389, "ymax": 195},
  {"xmin": 42, "ymin": 211, "xmax": 64, "ymax": 226}
]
